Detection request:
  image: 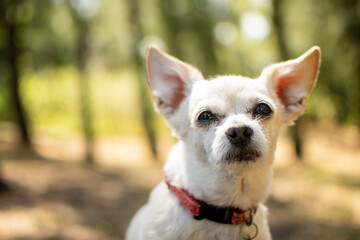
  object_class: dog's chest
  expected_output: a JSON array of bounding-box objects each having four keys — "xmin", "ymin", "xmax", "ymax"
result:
[
  {"xmin": 187, "ymin": 223, "xmax": 244, "ymax": 240},
  {"xmin": 152, "ymin": 220, "xmax": 244, "ymax": 240}
]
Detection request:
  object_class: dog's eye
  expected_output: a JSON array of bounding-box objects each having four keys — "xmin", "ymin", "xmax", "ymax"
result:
[
  {"xmin": 197, "ymin": 111, "xmax": 216, "ymax": 123},
  {"xmin": 254, "ymin": 103, "xmax": 272, "ymax": 117}
]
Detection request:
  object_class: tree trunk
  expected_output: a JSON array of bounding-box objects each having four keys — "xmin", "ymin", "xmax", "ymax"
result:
[
  {"xmin": 126, "ymin": 0, "xmax": 158, "ymax": 160},
  {"xmin": 68, "ymin": 3, "xmax": 95, "ymax": 164},
  {"xmin": 77, "ymin": 21, "xmax": 95, "ymax": 165},
  {"xmin": 271, "ymin": 0, "xmax": 303, "ymax": 159},
  {"xmin": 0, "ymin": 0, "xmax": 31, "ymax": 146},
  {"xmin": 341, "ymin": 0, "xmax": 360, "ymax": 131}
]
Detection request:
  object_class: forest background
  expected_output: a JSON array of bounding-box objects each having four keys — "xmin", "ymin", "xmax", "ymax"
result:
[{"xmin": 0, "ymin": 0, "xmax": 359, "ymax": 239}]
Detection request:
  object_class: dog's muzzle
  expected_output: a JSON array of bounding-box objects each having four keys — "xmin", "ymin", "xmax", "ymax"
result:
[{"xmin": 225, "ymin": 126, "xmax": 260, "ymax": 161}]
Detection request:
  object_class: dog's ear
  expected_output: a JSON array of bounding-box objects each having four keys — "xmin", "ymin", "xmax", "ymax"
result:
[
  {"xmin": 145, "ymin": 45, "xmax": 203, "ymax": 116},
  {"xmin": 263, "ymin": 46, "xmax": 321, "ymax": 123}
]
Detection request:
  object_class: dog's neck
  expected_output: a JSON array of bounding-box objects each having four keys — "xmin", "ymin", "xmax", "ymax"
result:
[{"xmin": 164, "ymin": 141, "xmax": 273, "ymax": 210}]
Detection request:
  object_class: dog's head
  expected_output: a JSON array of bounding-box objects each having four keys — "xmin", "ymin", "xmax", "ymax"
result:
[{"xmin": 145, "ymin": 45, "xmax": 320, "ymax": 174}]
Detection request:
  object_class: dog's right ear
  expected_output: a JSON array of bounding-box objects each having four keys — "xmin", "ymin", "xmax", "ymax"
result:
[
  {"xmin": 145, "ymin": 45, "xmax": 203, "ymax": 115},
  {"xmin": 262, "ymin": 46, "xmax": 321, "ymax": 124}
]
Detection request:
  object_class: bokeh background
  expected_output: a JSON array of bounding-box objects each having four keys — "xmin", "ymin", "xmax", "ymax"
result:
[{"xmin": 0, "ymin": 0, "xmax": 359, "ymax": 239}]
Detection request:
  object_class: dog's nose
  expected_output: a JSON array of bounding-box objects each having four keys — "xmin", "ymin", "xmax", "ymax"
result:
[{"xmin": 226, "ymin": 127, "xmax": 253, "ymax": 147}]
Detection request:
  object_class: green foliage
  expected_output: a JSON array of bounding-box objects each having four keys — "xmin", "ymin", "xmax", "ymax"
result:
[{"xmin": 17, "ymin": 67, "xmax": 145, "ymax": 138}]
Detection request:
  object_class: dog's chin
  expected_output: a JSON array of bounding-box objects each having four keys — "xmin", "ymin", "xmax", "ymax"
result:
[
  {"xmin": 212, "ymin": 149, "xmax": 263, "ymax": 175},
  {"xmin": 224, "ymin": 149, "xmax": 261, "ymax": 162}
]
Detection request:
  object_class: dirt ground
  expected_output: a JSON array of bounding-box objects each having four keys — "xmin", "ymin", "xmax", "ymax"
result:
[{"xmin": 0, "ymin": 123, "xmax": 360, "ymax": 240}]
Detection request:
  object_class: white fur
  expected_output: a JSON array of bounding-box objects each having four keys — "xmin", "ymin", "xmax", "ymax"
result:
[{"xmin": 126, "ymin": 45, "xmax": 321, "ymax": 240}]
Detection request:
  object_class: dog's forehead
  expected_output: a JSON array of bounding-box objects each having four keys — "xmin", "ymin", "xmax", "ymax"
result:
[
  {"xmin": 189, "ymin": 76, "xmax": 272, "ymax": 115},
  {"xmin": 192, "ymin": 76, "xmax": 267, "ymax": 101}
]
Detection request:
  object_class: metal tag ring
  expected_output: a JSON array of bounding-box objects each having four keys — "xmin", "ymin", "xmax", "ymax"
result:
[{"xmin": 242, "ymin": 222, "xmax": 258, "ymax": 240}]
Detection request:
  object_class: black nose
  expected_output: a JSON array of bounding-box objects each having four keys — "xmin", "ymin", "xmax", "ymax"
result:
[{"xmin": 226, "ymin": 127, "xmax": 253, "ymax": 147}]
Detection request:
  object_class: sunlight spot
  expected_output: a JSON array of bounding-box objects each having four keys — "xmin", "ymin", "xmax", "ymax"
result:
[
  {"xmin": 240, "ymin": 12, "xmax": 270, "ymax": 43},
  {"xmin": 70, "ymin": 0, "xmax": 101, "ymax": 19},
  {"xmin": 213, "ymin": 21, "xmax": 238, "ymax": 45},
  {"xmin": 0, "ymin": 207, "xmax": 57, "ymax": 238}
]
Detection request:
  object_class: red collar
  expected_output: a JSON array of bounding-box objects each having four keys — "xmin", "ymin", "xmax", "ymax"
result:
[{"xmin": 165, "ymin": 177, "xmax": 257, "ymax": 225}]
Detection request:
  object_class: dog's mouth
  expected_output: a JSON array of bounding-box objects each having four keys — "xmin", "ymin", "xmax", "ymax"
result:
[{"xmin": 224, "ymin": 149, "xmax": 261, "ymax": 162}]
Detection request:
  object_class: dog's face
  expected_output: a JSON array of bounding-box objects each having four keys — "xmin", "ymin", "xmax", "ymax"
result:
[
  {"xmin": 145, "ymin": 46, "xmax": 320, "ymax": 174},
  {"xmin": 188, "ymin": 76, "xmax": 279, "ymax": 173}
]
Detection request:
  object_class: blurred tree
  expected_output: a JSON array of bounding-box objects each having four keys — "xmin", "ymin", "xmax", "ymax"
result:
[
  {"xmin": 308, "ymin": 0, "xmax": 360, "ymax": 128},
  {"xmin": 0, "ymin": 0, "xmax": 31, "ymax": 146},
  {"xmin": 0, "ymin": 170, "xmax": 9, "ymax": 193},
  {"xmin": 127, "ymin": 0, "xmax": 158, "ymax": 159},
  {"xmin": 68, "ymin": 1, "xmax": 96, "ymax": 164},
  {"xmin": 271, "ymin": 0, "xmax": 303, "ymax": 158},
  {"xmin": 160, "ymin": 0, "xmax": 219, "ymax": 75},
  {"xmin": 187, "ymin": 0, "xmax": 219, "ymax": 75},
  {"xmin": 338, "ymin": 0, "xmax": 360, "ymax": 129},
  {"xmin": 271, "ymin": 0, "xmax": 289, "ymax": 60},
  {"xmin": 159, "ymin": 0, "xmax": 184, "ymax": 58}
]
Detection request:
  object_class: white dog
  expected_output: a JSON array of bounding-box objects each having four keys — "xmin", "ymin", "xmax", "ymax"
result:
[{"xmin": 126, "ymin": 45, "xmax": 321, "ymax": 240}]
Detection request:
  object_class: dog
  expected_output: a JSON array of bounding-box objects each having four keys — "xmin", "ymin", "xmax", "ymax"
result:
[{"xmin": 126, "ymin": 45, "xmax": 321, "ymax": 240}]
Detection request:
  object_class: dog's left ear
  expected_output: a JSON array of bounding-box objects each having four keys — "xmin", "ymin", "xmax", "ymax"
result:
[
  {"xmin": 145, "ymin": 45, "xmax": 203, "ymax": 116},
  {"xmin": 263, "ymin": 46, "xmax": 321, "ymax": 123}
]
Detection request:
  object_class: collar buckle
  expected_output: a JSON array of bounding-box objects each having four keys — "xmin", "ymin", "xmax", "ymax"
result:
[{"xmin": 194, "ymin": 199, "xmax": 235, "ymax": 224}]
